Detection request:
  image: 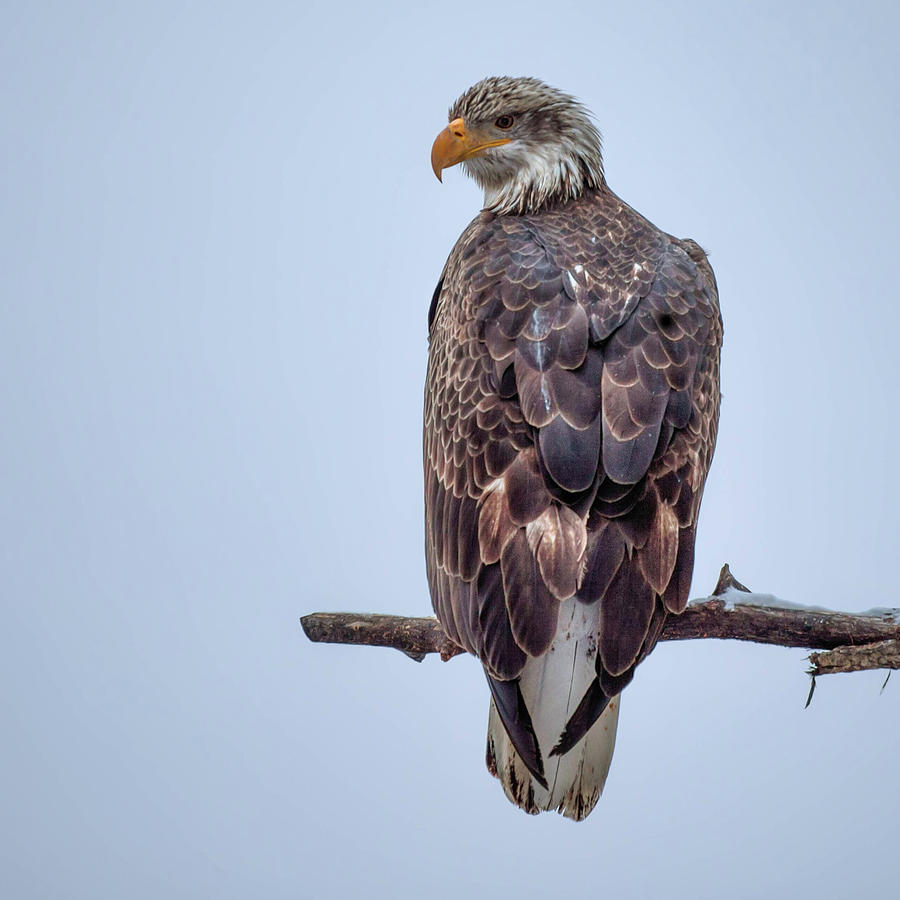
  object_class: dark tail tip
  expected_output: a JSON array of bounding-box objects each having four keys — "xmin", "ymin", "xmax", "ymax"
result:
[
  {"xmin": 550, "ymin": 679, "xmax": 610, "ymax": 757},
  {"xmin": 485, "ymin": 672, "xmax": 548, "ymax": 788}
]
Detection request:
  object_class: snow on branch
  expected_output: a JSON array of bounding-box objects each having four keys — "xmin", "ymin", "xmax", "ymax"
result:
[{"xmin": 300, "ymin": 565, "xmax": 900, "ymax": 681}]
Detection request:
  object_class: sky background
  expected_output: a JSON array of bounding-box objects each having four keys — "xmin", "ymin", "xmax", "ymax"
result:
[{"xmin": 2, "ymin": 1, "xmax": 899, "ymax": 897}]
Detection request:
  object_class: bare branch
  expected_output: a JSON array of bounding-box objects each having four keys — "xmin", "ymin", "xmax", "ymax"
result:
[
  {"xmin": 300, "ymin": 612, "xmax": 465, "ymax": 662},
  {"xmin": 300, "ymin": 565, "xmax": 900, "ymax": 675},
  {"xmin": 808, "ymin": 640, "xmax": 900, "ymax": 676}
]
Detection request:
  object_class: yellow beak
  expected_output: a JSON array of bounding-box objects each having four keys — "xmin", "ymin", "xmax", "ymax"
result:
[{"xmin": 431, "ymin": 117, "xmax": 512, "ymax": 181}]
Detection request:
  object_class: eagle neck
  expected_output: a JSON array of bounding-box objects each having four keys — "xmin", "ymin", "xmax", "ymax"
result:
[
  {"xmin": 482, "ymin": 166, "xmax": 605, "ymax": 217},
  {"xmin": 470, "ymin": 138, "xmax": 604, "ymax": 217}
]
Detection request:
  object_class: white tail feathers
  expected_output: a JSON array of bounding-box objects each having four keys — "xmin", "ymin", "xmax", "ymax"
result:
[{"xmin": 485, "ymin": 597, "xmax": 620, "ymax": 821}]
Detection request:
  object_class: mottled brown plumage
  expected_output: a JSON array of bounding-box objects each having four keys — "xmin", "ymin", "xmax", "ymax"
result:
[{"xmin": 424, "ymin": 77, "xmax": 721, "ymax": 818}]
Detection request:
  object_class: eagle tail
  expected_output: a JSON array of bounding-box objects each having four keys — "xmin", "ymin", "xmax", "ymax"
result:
[{"xmin": 484, "ymin": 598, "xmax": 621, "ymax": 821}]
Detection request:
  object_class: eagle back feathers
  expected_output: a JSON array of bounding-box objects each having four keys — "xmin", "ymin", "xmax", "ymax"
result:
[{"xmin": 424, "ymin": 184, "xmax": 721, "ymax": 782}]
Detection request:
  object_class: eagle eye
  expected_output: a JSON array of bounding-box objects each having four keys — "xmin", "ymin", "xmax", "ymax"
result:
[{"xmin": 494, "ymin": 115, "xmax": 515, "ymax": 130}]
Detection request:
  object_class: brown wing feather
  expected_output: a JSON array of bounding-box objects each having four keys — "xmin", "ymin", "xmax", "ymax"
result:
[{"xmin": 424, "ymin": 186, "xmax": 721, "ymax": 702}]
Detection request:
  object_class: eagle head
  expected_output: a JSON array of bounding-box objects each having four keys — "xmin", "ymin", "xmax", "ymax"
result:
[{"xmin": 431, "ymin": 76, "xmax": 604, "ymax": 216}]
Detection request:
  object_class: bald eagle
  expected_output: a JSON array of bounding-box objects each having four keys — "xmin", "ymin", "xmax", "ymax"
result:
[{"xmin": 424, "ymin": 76, "xmax": 721, "ymax": 820}]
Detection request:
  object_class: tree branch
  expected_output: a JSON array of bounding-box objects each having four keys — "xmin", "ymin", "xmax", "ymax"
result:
[
  {"xmin": 808, "ymin": 640, "xmax": 900, "ymax": 676},
  {"xmin": 301, "ymin": 565, "xmax": 900, "ymax": 675}
]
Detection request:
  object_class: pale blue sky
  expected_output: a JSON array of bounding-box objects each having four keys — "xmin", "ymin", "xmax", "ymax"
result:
[{"xmin": 2, "ymin": 2, "xmax": 898, "ymax": 897}]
